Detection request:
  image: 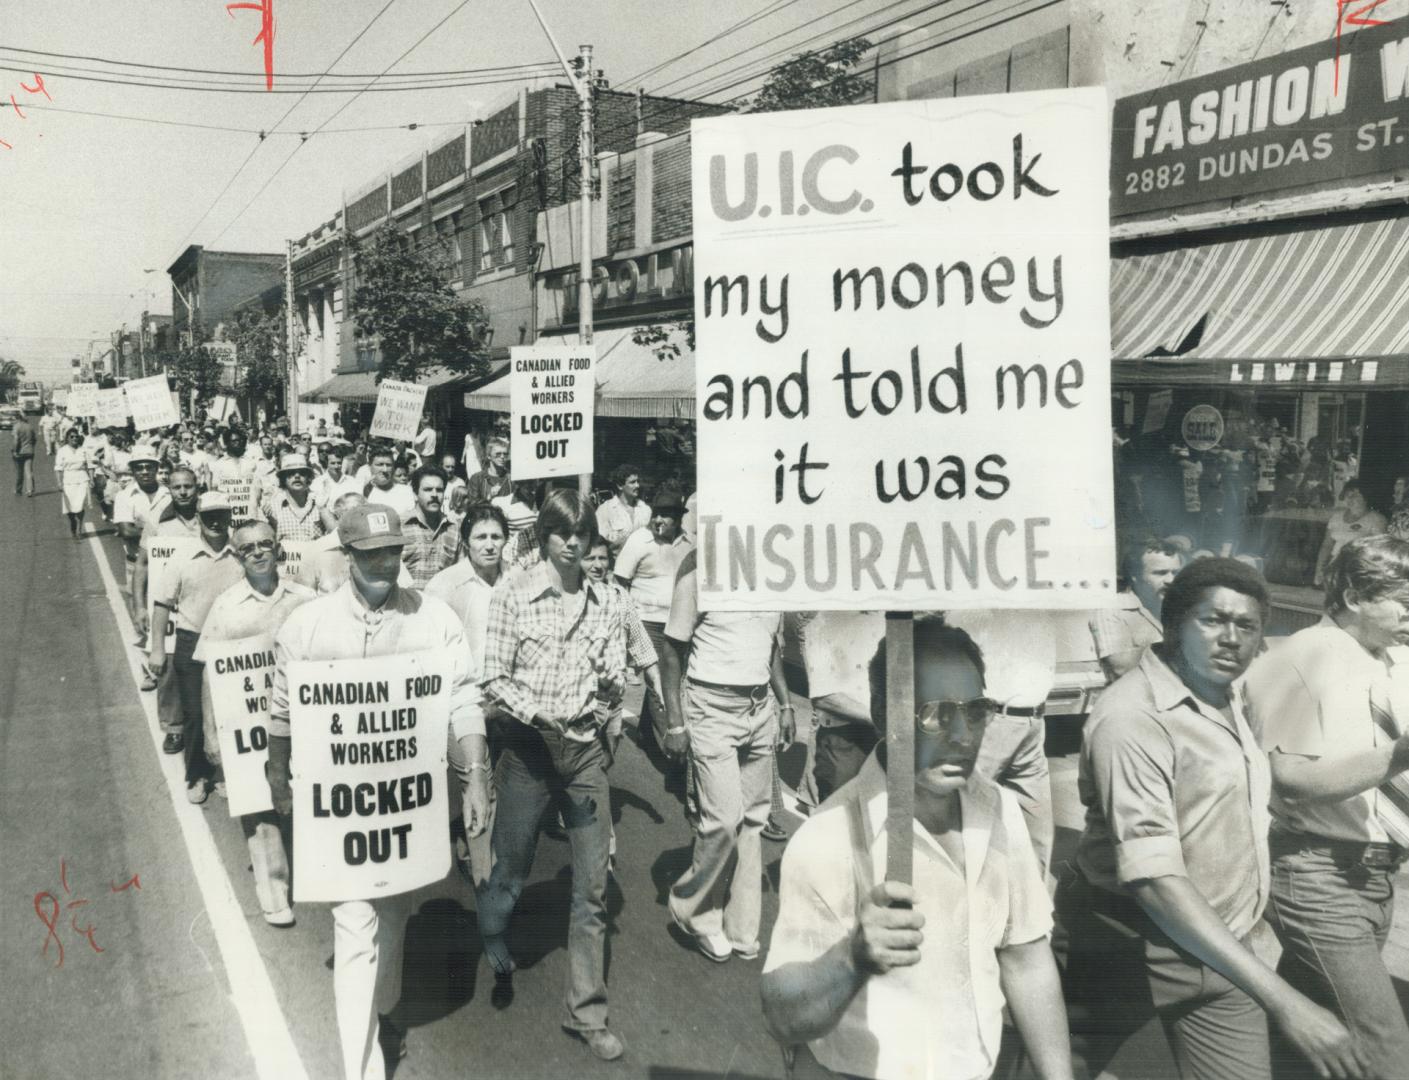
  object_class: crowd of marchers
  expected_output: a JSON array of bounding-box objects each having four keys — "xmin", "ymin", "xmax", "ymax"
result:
[{"xmin": 10, "ymin": 403, "xmax": 1409, "ymax": 1080}]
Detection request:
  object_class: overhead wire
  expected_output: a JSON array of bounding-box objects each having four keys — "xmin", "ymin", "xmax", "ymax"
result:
[
  {"xmin": 208, "ymin": 0, "xmax": 476, "ymax": 247},
  {"xmin": 617, "ymin": 0, "xmax": 810, "ymax": 86}
]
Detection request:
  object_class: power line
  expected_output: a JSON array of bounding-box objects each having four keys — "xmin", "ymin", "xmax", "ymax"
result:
[
  {"xmin": 0, "ymin": 44, "xmax": 562, "ymax": 80},
  {"xmin": 158, "ymin": 0, "xmax": 404, "ymax": 273},
  {"xmin": 209, "ymin": 0, "xmax": 476, "ymax": 247},
  {"xmin": 0, "ymin": 61, "xmax": 558, "ymax": 94},
  {"xmin": 617, "ymin": 0, "xmax": 809, "ymax": 86}
]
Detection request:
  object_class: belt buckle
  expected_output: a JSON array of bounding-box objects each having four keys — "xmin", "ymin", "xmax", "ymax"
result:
[{"xmin": 1360, "ymin": 846, "xmax": 1403, "ymax": 871}]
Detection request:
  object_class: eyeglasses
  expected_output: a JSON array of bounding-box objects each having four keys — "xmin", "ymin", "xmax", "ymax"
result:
[
  {"xmin": 235, "ymin": 539, "xmax": 276, "ymax": 558},
  {"xmin": 915, "ymin": 697, "xmax": 998, "ymax": 734}
]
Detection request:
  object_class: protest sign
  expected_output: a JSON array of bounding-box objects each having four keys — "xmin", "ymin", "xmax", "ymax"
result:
[
  {"xmin": 369, "ymin": 379, "xmax": 428, "ymax": 443},
  {"xmin": 204, "ymin": 633, "xmax": 276, "ymax": 817},
  {"xmin": 67, "ymin": 382, "xmax": 99, "ymax": 417},
  {"xmin": 95, "ymin": 387, "xmax": 129, "ymax": 428},
  {"xmin": 125, "ymin": 373, "xmax": 180, "ymax": 431},
  {"xmin": 146, "ymin": 537, "xmax": 200, "ymax": 645},
  {"xmin": 208, "ymin": 394, "xmax": 241, "ymax": 424},
  {"xmin": 510, "ymin": 344, "xmax": 595, "ymax": 481},
  {"xmin": 216, "ymin": 476, "xmax": 259, "ymax": 521},
  {"xmin": 690, "ymin": 90, "xmax": 1114, "ymax": 612},
  {"xmin": 51, "ymin": 388, "xmax": 68, "ymax": 410},
  {"xmin": 289, "ymin": 651, "xmax": 451, "ymax": 902},
  {"xmin": 275, "ymin": 539, "xmax": 316, "ymax": 589}
]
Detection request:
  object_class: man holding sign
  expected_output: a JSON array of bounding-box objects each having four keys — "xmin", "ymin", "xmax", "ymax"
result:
[
  {"xmin": 197, "ymin": 520, "xmax": 314, "ymax": 926},
  {"xmin": 269, "ymin": 503, "xmax": 487, "ymax": 1080},
  {"xmin": 761, "ymin": 620, "xmax": 1072, "ymax": 1080}
]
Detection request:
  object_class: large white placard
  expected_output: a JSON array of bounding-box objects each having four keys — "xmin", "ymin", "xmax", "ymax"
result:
[
  {"xmin": 510, "ymin": 344, "xmax": 595, "ymax": 481},
  {"xmin": 690, "ymin": 90, "xmax": 1114, "ymax": 611},
  {"xmin": 147, "ymin": 536, "xmax": 201, "ymax": 644},
  {"xmin": 289, "ymin": 651, "xmax": 451, "ymax": 902},
  {"xmin": 275, "ymin": 539, "xmax": 316, "ymax": 589},
  {"xmin": 205, "ymin": 633, "xmax": 277, "ymax": 817},
  {"xmin": 51, "ymin": 388, "xmax": 68, "ymax": 410},
  {"xmin": 369, "ymin": 379, "xmax": 428, "ymax": 443},
  {"xmin": 125, "ymin": 374, "xmax": 180, "ymax": 431},
  {"xmin": 95, "ymin": 387, "xmax": 129, "ymax": 428},
  {"xmin": 67, "ymin": 382, "xmax": 99, "ymax": 418},
  {"xmin": 217, "ymin": 477, "xmax": 260, "ymax": 522}
]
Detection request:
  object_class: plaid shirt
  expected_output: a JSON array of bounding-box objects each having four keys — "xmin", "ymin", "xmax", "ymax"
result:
[
  {"xmin": 400, "ymin": 510, "xmax": 460, "ymax": 588},
  {"xmin": 262, "ymin": 490, "xmax": 326, "ymax": 543},
  {"xmin": 481, "ymin": 560, "xmax": 646, "ymax": 740}
]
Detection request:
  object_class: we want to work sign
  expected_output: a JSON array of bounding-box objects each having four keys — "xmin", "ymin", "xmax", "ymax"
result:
[{"xmin": 690, "ymin": 90, "xmax": 1114, "ymax": 612}]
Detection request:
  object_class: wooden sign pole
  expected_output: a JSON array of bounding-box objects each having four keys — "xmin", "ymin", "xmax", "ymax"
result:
[{"xmin": 884, "ymin": 611, "xmax": 915, "ymax": 887}]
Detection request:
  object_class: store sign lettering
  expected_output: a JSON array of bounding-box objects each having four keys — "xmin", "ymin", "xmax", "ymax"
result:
[
  {"xmin": 558, "ymin": 245, "xmax": 693, "ymax": 317},
  {"xmin": 1112, "ymin": 15, "xmax": 1409, "ymax": 216},
  {"xmin": 1227, "ymin": 359, "xmax": 1380, "ymax": 383}
]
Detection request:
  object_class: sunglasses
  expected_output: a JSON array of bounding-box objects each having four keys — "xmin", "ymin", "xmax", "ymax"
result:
[
  {"xmin": 915, "ymin": 697, "xmax": 998, "ymax": 734},
  {"xmin": 235, "ymin": 539, "xmax": 277, "ymax": 558}
]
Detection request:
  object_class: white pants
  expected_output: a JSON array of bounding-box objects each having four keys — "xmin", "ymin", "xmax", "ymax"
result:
[{"xmin": 331, "ymin": 895, "xmax": 411, "ymax": 1080}]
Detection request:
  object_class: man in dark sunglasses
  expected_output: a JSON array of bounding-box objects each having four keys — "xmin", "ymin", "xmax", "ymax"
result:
[{"xmin": 762, "ymin": 619, "xmax": 1072, "ymax": 1080}]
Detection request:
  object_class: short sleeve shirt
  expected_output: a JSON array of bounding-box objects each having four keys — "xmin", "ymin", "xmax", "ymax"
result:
[
  {"xmin": 665, "ymin": 550, "xmax": 781, "ymax": 686},
  {"xmin": 157, "ymin": 545, "xmax": 247, "ymax": 635},
  {"xmin": 1088, "ymin": 592, "xmax": 1164, "ymax": 665},
  {"xmin": 763, "ymin": 755, "xmax": 1051, "ymax": 1080},
  {"xmin": 192, "ymin": 578, "xmax": 316, "ymax": 662},
  {"xmin": 1076, "ymin": 648, "xmax": 1271, "ymax": 939},
  {"xmin": 612, "ymin": 528, "xmax": 693, "ymax": 624},
  {"xmin": 1245, "ymin": 619, "xmax": 1394, "ymax": 844}
]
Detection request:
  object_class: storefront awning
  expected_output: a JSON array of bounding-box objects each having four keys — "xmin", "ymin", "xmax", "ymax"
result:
[
  {"xmin": 1111, "ymin": 217, "xmax": 1409, "ymax": 388},
  {"xmin": 301, "ymin": 366, "xmax": 479, "ymax": 404},
  {"xmin": 463, "ymin": 327, "xmax": 694, "ymax": 418}
]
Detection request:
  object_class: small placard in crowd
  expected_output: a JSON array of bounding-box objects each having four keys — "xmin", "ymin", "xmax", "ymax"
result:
[
  {"xmin": 125, "ymin": 374, "xmax": 181, "ymax": 432},
  {"xmin": 67, "ymin": 382, "xmax": 99, "ymax": 418},
  {"xmin": 369, "ymin": 379, "xmax": 428, "ymax": 443},
  {"xmin": 95, "ymin": 388, "xmax": 129, "ymax": 428}
]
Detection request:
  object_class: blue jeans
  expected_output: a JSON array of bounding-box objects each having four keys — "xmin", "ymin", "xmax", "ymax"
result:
[
  {"xmin": 475, "ymin": 719, "xmax": 612, "ymax": 1032},
  {"xmin": 1265, "ymin": 840, "xmax": 1409, "ymax": 1079}
]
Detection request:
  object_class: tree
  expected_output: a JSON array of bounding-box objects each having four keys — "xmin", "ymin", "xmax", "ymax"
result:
[
  {"xmin": 230, "ymin": 305, "xmax": 287, "ymax": 417},
  {"xmin": 744, "ymin": 36, "xmax": 874, "ymax": 114},
  {"xmin": 147, "ymin": 343, "xmax": 223, "ymax": 413},
  {"xmin": 633, "ymin": 36, "xmax": 874, "ymax": 362},
  {"xmin": 349, "ymin": 224, "xmax": 492, "ymax": 385}
]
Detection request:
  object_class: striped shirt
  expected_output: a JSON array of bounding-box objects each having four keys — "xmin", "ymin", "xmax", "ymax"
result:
[
  {"xmin": 262, "ymin": 490, "xmax": 327, "ymax": 543},
  {"xmin": 400, "ymin": 510, "xmax": 459, "ymax": 588}
]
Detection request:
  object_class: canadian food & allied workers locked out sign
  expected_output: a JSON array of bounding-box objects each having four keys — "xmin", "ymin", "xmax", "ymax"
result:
[
  {"xmin": 510, "ymin": 343, "xmax": 595, "ymax": 481},
  {"xmin": 289, "ymin": 652, "xmax": 451, "ymax": 902},
  {"xmin": 690, "ymin": 90, "xmax": 1115, "ymax": 612}
]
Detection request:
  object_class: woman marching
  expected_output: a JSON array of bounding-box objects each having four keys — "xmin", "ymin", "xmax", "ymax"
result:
[{"xmin": 54, "ymin": 425, "xmax": 91, "ymax": 538}]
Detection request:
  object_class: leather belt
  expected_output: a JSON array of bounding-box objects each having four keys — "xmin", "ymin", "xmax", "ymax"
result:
[
  {"xmin": 997, "ymin": 703, "xmax": 1045, "ymax": 718},
  {"xmin": 1272, "ymin": 830, "xmax": 1407, "ymax": 870},
  {"xmin": 687, "ymin": 677, "xmax": 769, "ymax": 702}
]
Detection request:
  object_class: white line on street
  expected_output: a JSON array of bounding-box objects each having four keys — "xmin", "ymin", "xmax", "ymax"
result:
[{"xmin": 85, "ymin": 532, "xmax": 310, "ymax": 1080}]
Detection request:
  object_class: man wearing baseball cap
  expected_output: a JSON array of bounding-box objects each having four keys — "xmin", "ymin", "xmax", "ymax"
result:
[
  {"xmin": 269, "ymin": 503, "xmax": 489, "ymax": 1079},
  {"xmin": 151, "ymin": 491, "xmax": 246, "ymax": 803}
]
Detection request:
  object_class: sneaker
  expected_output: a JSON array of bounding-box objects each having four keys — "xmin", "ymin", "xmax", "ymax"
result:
[
  {"xmin": 263, "ymin": 907, "xmax": 295, "ymax": 927},
  {"xmin": 186, "ymin": 779, "xmax": 208, "ymax": 805},
  {"xmin": 133, "ymin": 632, "xmax": 148, "ymax": 649},
  {"xmin": 140, "ymin": 671, "xmax": 158, "ymax": 692},
  {"xmin": 762, "ymin": 819, "xmax": 789, "ymax": 842},
  {"xmin": 669, "ymin": 904, "xmax": 731, "ymax": 963},
  {"xmin": 729, "ymin": 939, "xmax": 761, "ymax": 960},
  {"xmin": 570, "ymin": 1027, "xmax": 625, "ymax": 1062},
  {"xmin": 482, "ymin": 934, "xmax": 517, "ymax": 977},
  {"xmin": 162, "ymin": 732, "xmax": 184, "ymax": 755}
]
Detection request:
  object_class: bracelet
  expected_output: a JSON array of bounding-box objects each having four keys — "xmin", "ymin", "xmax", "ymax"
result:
[
  {"xmin": 780, "ymin": 703, "xmax": 796, "ymax": 712},
  {"xmin": 464, "ymin": 761, "xmax": 490, "ymax": 774},
  {"xmin": 665, "ymin": 727, "xmax": 687, "ymax": 736}
]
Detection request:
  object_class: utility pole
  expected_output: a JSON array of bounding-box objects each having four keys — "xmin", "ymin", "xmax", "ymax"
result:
[
  {"xmin": 525, "ymin": 0, "xmax": 598, "ymax": 496},
  {"xmin": 285, "ymin": 239, "xmax": 297, "ymax": 431}
]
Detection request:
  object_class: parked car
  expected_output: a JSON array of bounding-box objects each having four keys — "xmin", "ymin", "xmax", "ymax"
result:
[{"xmin": 0, "ymin": 406, "xmax": 22, "ymax": 431}]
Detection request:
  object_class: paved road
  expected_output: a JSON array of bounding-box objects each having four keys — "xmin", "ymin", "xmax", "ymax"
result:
[{"xmin": 8, "ymin": 439, "xmax": 1409, "ymax": 1080}]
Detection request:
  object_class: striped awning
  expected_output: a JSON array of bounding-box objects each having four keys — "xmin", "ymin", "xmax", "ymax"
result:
[{"xmin": 1111, "ymin": 217, "xmax": 1409, "ymax": 388}]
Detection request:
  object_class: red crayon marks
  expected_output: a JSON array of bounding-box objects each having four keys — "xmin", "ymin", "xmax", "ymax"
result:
[
  {"xmin": 1334, "ymin": 0, "xmax": 1390, "ymax": 92},
  {"xmin": 32, "ymin": 859, "xmax": 142, "ymax": 969},
  {"xmin": 227, "ymin": 0, "xmax": 276, "ymax": 91},
  {"xmin": 0, "ymin": 72, "xmax": 55, "ymax": 151}
]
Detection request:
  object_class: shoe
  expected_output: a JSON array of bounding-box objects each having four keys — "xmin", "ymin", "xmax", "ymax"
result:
[
  {"xmin": 730, "ymin": 939, "xmax": 761, "ymax": 960},
  {"xmin": 213, "ymin": 781, "xmax": 227, "ymax": 800},
  {"xmin": 762, "ymin": 819, "xmax": 789, "ymax": 842},
  {"xmin": 263, "ymin": 907, "xmax": 295, "ymax": 927},
  {"xmin": 162, "ymin": 732, "xmax": 184, "ymax": 755},
  {"xmin": 186, "ymin": 779, "xmax": 208, "ymax": 805},
  {"xmin": 571, "ymin": 1027, "xmax": 625, "ymax": 1062},
  {"xmin": 482, "ymin": 934, "xmax": 517, "ymax": 977},
  {"xmin": 669, "ymin": 905, "xmax": 731, "ymax": 963},
  {"xmin": 377, "ymin": 1015, "xmax": 408, "ymax": 1061},
  {"xmin": 133, "ymin": 632, "xmax": 148, "ymax": 649},
  {"xmin": 140, "ymin": 672, "xmax": 158, "ymax": 692}
]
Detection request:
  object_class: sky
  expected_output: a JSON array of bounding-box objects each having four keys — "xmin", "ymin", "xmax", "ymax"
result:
[{"xmin": 0, "ymin": 0, "xmax": 897, "ymax": 385}]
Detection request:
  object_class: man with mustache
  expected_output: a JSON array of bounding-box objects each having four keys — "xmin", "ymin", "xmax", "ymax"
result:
[
  {"xmin": 761, "ymin": 619, "xmax": 1071, "ymax": 1080},
  {"xmin": 1062, "ymin": 558, "xmax": 1362, "ymax": 1080}
]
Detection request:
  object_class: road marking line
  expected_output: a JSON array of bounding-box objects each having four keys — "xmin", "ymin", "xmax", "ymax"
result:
[{"xmin": 85, "ymin": 534, "xmax": 310, "ymax": 1080}]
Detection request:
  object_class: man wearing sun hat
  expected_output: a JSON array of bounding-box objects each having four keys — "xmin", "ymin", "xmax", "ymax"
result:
[
  {"xmin": 262, "ymin": 451, "xmax": 333, "ymax": 542},
  {"xmin": 150, "ymin": 490, "xmax": 246, "ymax": 803},
  {"xmin": 269, "ymin": 502, "xmax": 489, "ymax": 1079}
]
